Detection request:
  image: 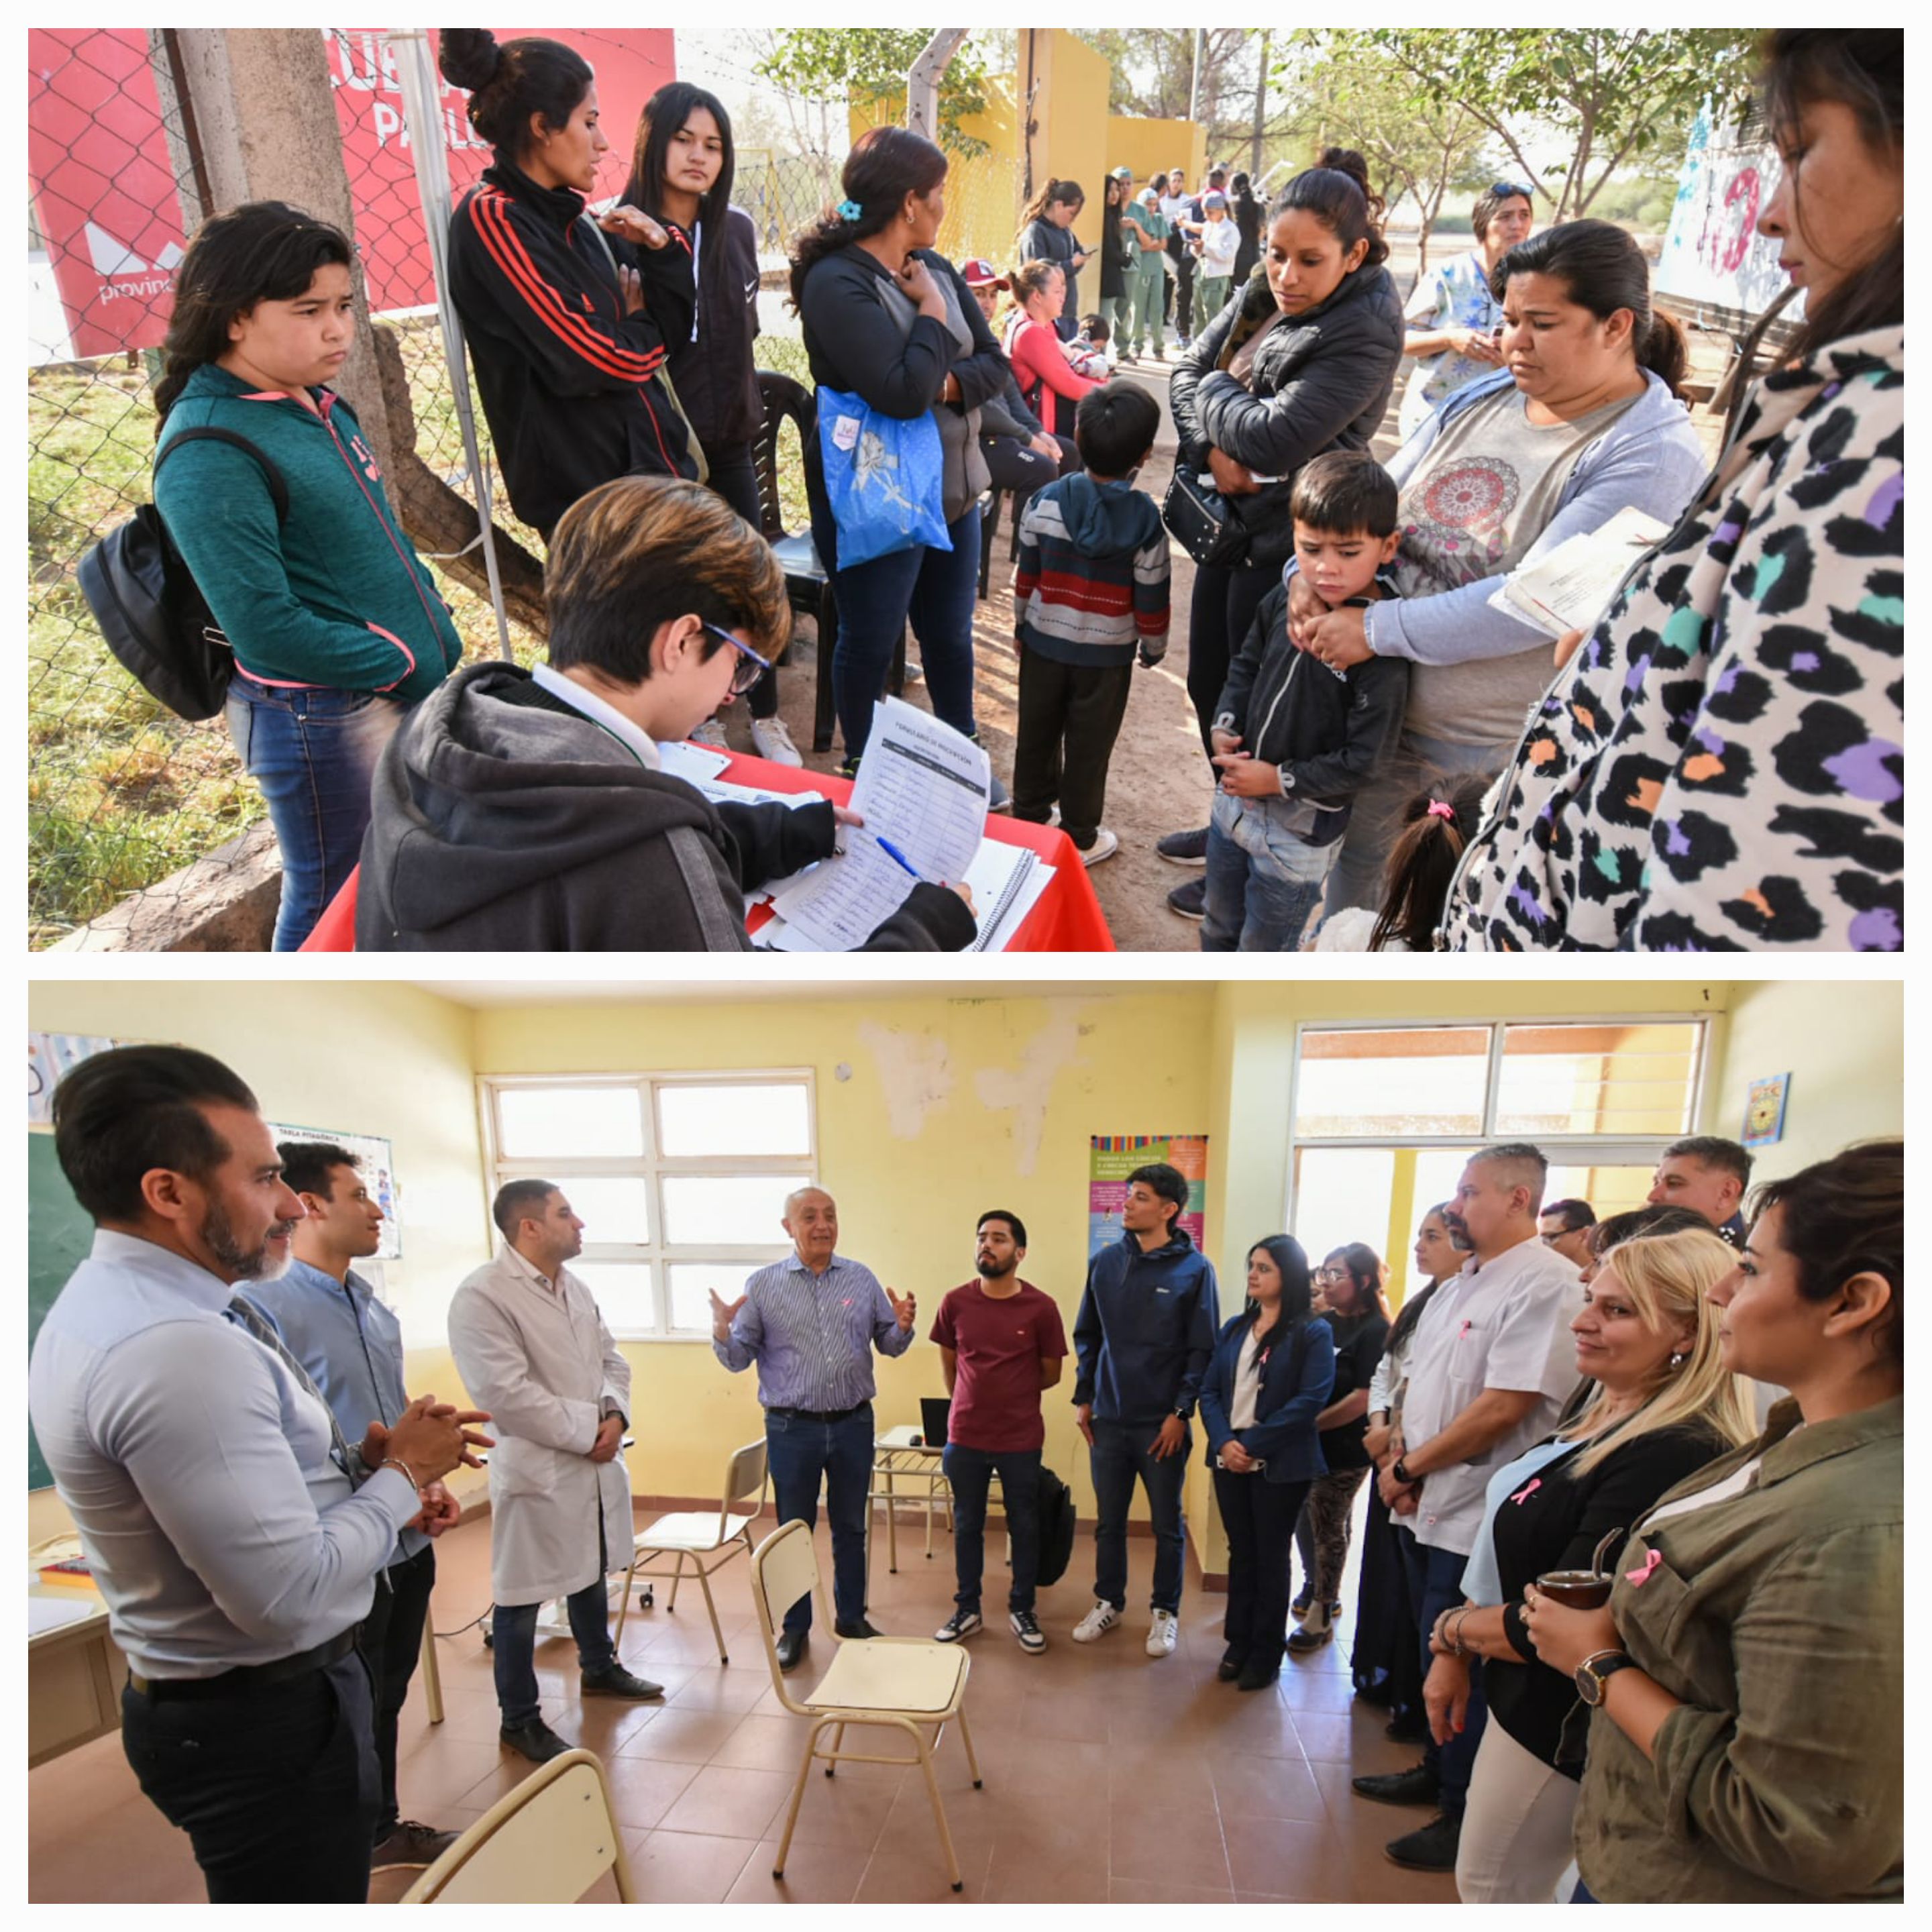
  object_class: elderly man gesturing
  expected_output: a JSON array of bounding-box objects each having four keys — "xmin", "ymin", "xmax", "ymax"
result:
[{"xmin": 711, "ymin": 1187, "xmax": 916, "ymax": 1670}]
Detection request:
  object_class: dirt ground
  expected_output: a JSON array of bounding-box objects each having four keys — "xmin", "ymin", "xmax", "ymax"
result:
[{"xmin": 731, "ymin": 246, "xmax": 1733, "ymax": 953}]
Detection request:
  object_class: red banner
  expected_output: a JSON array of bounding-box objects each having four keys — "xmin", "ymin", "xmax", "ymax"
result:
[{"xmin": 28, "ymin": 28, "xmax": 677, "ymax": 360}]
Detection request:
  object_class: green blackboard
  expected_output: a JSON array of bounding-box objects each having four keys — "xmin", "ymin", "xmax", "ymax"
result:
[{"xmin": 30, "ymin": 1132, "xmax": 95, "ymax": 1491}]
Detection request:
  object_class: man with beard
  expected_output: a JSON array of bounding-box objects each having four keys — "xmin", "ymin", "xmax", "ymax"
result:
[
  {"xmin": 28, "ymin": 1046, "xmax": 484, "ymax": 1903},
  {"xmin": 929, "ymin": 1211, "xmax": 1068, "ymax": 1654}
]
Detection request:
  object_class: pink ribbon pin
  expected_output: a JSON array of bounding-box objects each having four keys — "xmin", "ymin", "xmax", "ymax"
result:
[
  {"xmin": 1510, "ymin": 1478, "xmax": 1542, "ymax": 1505},
  {"xmin": 1625, "ymin": 1548, "xmax": 1663, "ymax": 1587}
]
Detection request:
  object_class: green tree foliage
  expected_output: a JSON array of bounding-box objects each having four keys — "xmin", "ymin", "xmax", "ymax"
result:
[
  {"xmin": 1350, "ymin": 29, "xmax": 1761, "ymax": 221},
  {"xmin": 754, "ymin": 29, "xmax": 993, "ymax": 160}
]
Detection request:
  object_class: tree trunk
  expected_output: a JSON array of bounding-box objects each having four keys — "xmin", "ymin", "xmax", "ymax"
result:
[{"xmin": 1250, "ymin": 28, "xmax": 1271, "ymax": 174}]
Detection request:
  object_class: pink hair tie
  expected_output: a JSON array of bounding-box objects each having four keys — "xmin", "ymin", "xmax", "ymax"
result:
[{"xmin": 1426, "ymin": 799, "xmax": 1454, "ymax": 819}]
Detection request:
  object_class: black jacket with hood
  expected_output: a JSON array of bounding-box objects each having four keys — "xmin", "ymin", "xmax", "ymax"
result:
[
  {"xmin": 356, "ymin": 664, "xmax": 977, "ymax": 953},
  {"xmin": 448, "ymin": 158, "xmax": 698, "ymax": 537},
  {"xmin": 633, "ymin": 203, "xmax": 763, "ymax": 453},
  {"xmin": 1212, "ymin": 581, "xmax": 1409, "ymax": 847},
  {"xmin": 1169, "ymin": 260, "xmax": 1405, "ymax": 563}
]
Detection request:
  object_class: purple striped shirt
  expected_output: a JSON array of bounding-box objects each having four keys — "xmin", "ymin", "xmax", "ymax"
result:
[{"xmin": 712, "ymin": 1251, "xmax": 912, "ymax": 1411}]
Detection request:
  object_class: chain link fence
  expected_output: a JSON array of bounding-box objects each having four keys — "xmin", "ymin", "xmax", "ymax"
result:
[{"xmin": 28, "ymin": 27, "xmax": 1021, "ymax": 949}]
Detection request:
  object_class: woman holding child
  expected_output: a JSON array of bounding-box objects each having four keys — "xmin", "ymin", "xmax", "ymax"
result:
[
  {"xmin": 1293, "ymin": 219, "xmax": 1709, "ymax": 920},
  {"xmin": 1162, "ymin": 148, "xmax": 1405, "ymax": 922}
]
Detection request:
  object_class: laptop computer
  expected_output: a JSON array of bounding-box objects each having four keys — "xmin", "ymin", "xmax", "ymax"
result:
[{"xmin": 918, "ymin": 1396, "xmax": 952, "ymax": 1448}]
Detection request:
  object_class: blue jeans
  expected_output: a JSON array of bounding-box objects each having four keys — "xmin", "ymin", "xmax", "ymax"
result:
[
  {"xmin": 1324, "ymin": 724, "xmax": 1509, "ymax": 920},
  {"xmin": 1403, "ymin": 1534, "xmax": 1487, "ymax": 1817},
  {"xmin": 1203, "ymin": 790, "xmax": 1340, "ymax": 951},
  {"xmin": 492, "ymin": 1576, "xmax": 616, "ymax": 1728},
  {"xmin": 224, "ymin": 673, "xmax": 409, "ymax": 951},
  {"xmin": 765, "ymin": 1403, "xmax": 873, "ymax": 1633},
  {"xmin": 815, "ymin": 506, "xmax": 981, "ymax": 761},
  {"xmin": 1089, "ymin": 1417, "xmax": 1191, "ymax": 1614},
  {"xmin": 942, "ymin": 1442, "xmax": 1042, "ymax": 1613}
]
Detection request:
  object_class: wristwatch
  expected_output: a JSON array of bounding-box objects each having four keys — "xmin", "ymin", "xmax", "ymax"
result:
[
  {"xmin": 1574, "ymin": 1649, "xmax": 1638, "ymax": 1707},
  {"xmin": 1391, "ymin": 1458, "xmax": 1415, "ymax": 1486}
]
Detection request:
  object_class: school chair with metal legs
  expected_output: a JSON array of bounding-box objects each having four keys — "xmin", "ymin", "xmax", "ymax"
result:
[{"xmin": 748, "ymin": 1519, "xmax": 982, "ymax": 1892}]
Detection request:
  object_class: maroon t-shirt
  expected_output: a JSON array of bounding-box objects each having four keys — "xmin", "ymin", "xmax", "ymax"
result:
[{"xmin": 928, "ymin": 1279, "xmax": 1069, "ymax": 1452}]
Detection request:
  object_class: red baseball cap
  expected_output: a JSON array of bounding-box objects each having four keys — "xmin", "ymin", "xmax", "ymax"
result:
[{"xmin": 959, "ymin": 258, "xmax": 1008, "ymax": 289}]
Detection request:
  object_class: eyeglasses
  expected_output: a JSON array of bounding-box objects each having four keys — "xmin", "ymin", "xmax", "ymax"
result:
[
  {"xmin": 698, "ymin": 620, "xmax": 775, "ymax": 698},
  {"xmin": 1489, "ymin": 182, "xmax": 1534, "ymax": 203},
  {"xmin": 1313, "ymin": 1266, "xmax": 1348, "ymax": 1281}
]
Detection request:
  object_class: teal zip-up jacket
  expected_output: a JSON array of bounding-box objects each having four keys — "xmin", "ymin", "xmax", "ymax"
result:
[{"xmin": 152, "ymin": 364, "xmax": 464, "ymax": 702}]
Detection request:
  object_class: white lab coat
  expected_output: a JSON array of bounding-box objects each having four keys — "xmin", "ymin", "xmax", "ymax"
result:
[{"xmin": 447, "ymin": 1243, "xmax": 632, "ymax": 1605}]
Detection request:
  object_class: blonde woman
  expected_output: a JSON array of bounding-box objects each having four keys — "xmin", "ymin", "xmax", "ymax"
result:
[{"xmin": 1421, "ymin": 1227, "xmax": 1754, "ymax": 1903}]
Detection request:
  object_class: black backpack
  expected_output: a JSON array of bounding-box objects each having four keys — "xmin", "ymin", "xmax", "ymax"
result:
[
  {"xmin": 76, "ymin": 427, "xmax": 289, "ymax": 721},
  {"xmin": 1034, "ymin": 1462, "xmax": 1076, "ymax": 1588}
]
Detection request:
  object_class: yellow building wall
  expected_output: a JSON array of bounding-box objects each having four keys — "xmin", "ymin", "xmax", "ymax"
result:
[
  {"xmin": 1106, "ymin": 115, "xmax": 1206, "ymax": 196},
  {"xmin": 849, "ymin": 74, "xmax": 1023, "ymax": 270},
  {"xmin": 1020, "ymin": 30, "xmax": 1112, "ymax": 211}
]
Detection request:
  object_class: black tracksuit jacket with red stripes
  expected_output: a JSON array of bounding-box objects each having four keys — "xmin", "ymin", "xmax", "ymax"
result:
[{"xmin": 449, "ymin": 158, "xmax": 697, "ymax": 537}]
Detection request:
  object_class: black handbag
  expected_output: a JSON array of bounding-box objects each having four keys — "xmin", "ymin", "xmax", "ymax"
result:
[
  {"xmin": 77, "ymin": 427, "xmax": 288, "ymax": 721},
  {"xmin": 1161, "ymin": 466, "xmax": 1251, "ymax": 568}
]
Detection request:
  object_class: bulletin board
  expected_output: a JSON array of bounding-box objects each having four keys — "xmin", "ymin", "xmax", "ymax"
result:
[{"xmin": 1088, "ymin": 1135, "xmax": 1210, "ymax": 1260}]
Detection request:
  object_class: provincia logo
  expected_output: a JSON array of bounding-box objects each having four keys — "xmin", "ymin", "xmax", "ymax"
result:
[{"xmin": 85, "ymin": 219, "xmax": 182, "ymax": 305}]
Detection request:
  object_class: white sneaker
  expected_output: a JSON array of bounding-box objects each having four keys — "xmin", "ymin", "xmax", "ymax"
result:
[
  {"xmin": 688, "ymin": 717, "xmax": 728, "ymax": 750},
  {"xmin": 1077, "ymin": 826, "xmax": 1119, "ymax": 867},
  {"xmin": 1146, "ymin": 1609, "xmax": 1179, "ymax": 1657},
  {"xmin": 749, "ymin": 716, "xmax": 803, "ymax": 767},
  {"xmin": 1071, "ymin": 1601, "xmax": 1122, "ymax": 1644}
]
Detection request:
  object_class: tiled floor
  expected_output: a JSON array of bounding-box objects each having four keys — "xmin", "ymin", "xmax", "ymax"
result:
[{"xmin": 29, "ymin": 1505, "xmax": 1456, "ymax": 1904}]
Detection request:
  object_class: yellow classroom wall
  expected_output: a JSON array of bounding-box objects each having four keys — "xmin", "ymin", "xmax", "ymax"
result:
[{"xmin": 27, "ymin": 976, "xmax": 1904, "ymax": 1581}]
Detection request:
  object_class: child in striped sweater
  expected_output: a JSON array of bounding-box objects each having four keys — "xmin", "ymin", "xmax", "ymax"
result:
[{"xmin": 1011, "ymin": 380, "xmax": 1169, "ymax": 867}]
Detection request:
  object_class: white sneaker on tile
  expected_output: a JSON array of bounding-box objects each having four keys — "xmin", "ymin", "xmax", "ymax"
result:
[{"xmin": 1146, "ymin": 1609, "xmax": 1179, "ymax": 1657}]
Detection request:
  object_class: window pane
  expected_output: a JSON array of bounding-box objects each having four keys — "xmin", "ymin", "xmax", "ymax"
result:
[
  {"xmin": 497, "ymin": 1085, "xmax": 644, "ymax": 1159},
  {"xmin": 567, "ymin": 1262, "xmax": 656, "ymax": 1333},
  {"xmin": 1294, "ymin": 1028, "xmax": 1491, "ymax": 1137},
  {"xmin": 1494, "ymin": 1024, "xmax": 1700, "ymax": 1137},
  {"xmin": 667, "ymin": 1262, "xmax": 766, "ymax": 1334},
  {"xmin": 545, "ymin": 1176, "xmax": 650, "ymax": 1246},
  {"xmin": 659, "ymin": 1083, "xmax": 810, "ymax": 1158},
  {"xmin": 663, "ymin": 1173, "xmax": 799, "ymax": 1246},
  {"xmin": 1542, "ymin": 1162, "xmax": 1658, "ymax": 1228}
]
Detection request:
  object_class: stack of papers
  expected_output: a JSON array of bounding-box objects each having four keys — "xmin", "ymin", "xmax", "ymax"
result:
[{"xmin": 1487, "ymin": 506, "xmax": 1670, "ymax": 640}]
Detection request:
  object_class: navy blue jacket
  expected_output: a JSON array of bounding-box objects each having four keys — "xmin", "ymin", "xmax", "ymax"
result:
[
  {"xmin": 1071, "ymin": 1226, "xmax": 1220, "ymax": 1426},
  {"xmin": 1199, "ymin": 1311, "xmax": 1336, "ymax": 1485}
]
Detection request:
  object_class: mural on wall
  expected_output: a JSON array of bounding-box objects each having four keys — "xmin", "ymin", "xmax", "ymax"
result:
[
  {"xmin": 1089, "ymin": 1135, "xmax": 1208, "ymax": 1260},
  {"xmin": 1656, "ymin": 102, "xmax": 1806, "ymax": 324}
]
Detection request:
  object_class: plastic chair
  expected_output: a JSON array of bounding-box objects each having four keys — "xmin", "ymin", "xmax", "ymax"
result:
[
  {"xmin": 754, "ymin": 368, "xmax": 905, "ymax": 755},
  {"xmin": 400, "ymin": 1748, "xmax": 635, "ymax": 1902},
  {"xmin": 613, "ymin": 1437, "xmax": 768, "ymax": 1664},
  {"xmin": 748, "ymin": 1519, "xmax": 981, "ymax": 1892}
]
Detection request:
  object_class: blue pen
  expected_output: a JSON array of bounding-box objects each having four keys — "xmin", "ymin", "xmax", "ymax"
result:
[{"xmin": 875, "ymin": 836, "xmax": 928, "ymax": 883}]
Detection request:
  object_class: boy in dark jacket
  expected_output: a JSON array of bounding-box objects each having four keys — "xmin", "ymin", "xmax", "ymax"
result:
[
  {"xmin": 1204, "ymin": 450, "xmax": 1407, "ymax": 951},
  {"xmin": 1011, "ymin": 382, "xmax": 1169, "ymax": 867}
]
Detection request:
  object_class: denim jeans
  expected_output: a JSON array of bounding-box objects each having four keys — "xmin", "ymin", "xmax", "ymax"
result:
[
  {"xmin": 492, "ymin": 1574, "xmax": 617, "ymax": 1729},
  {"xmin": 1203, "ymin": 790, "xmax": 1340, "ymax": 951},
  {"xmin": 1324, "ymin": 725, "xmax": 1511, "ymax": 920},
  {"xmin": 942, "ymin": 1442, "xmax": 1042, "ymax": 1613},
  {"xmin": 1404, "ymin": 1535, "xmax": 1487, "ymax": 1817},
  {"xmin": 812, "ymin": 504, "xmax": 981, "ymax": 761},
  {"xmin": 224, "ymin": 673, "xmax": 409, "ymax": 951},
  {"xmin": 765, "ymin": 1403, "xmax": 874, "ymax": 1633},
  {"xmin": 121, "ymin": 1650, "xmax": 379, "ymax": 1902},
  {"xmin": 1089, "ymin": 1417, "xmax": 1191, "ymax": 1613},
  {"xmin": 1212, "ymin": 1468, "xmax": 1311, "ymax": 1673}
]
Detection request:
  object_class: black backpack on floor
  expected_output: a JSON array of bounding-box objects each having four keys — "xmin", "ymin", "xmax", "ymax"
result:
[
  {"xmin": 1034, "ymin": 1462, "xmax": 1076, "ymax": 1588},
  {"xmin": 77, "ymin": 427, "xmax": 290, "ymax": 720}
]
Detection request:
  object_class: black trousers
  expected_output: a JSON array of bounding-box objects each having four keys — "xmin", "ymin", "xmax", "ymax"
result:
[
  {"xmin": 1213, "ymin": 1468, "xmax": 1311, "ymax": 1673},
  {"xmin": 121, "ymin": 1649, "xmax": 380, "ymax": 1903},
  {"xmin": 1170, "ymin": 246, "xmax": 1195, "ymax": 335},
  {"xmin": 1012, "ymin": 649, "xmax": 1134, "ymax": 848},
  {"xmin": 705, "ymin": 439, "xmax": 781, "ymax": 720},
  {"xmin": 1349, "ymin": 1476, "xmax": 1425, "ymax": 1721},
  {"xmin": 356, "ymin": 1544, "xmax": 435, "ymax": 1839},
  {"xmin": 1185, "ymin": 557, "xmax": 1275, "ymax": 763},
  {"xmin": 981, "ymin": 431, "xmax": 1081, "ymax": 496}
]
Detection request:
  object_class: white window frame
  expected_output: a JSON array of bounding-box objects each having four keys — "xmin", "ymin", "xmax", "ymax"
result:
[
  {"xmin": 477, "ymin": 1069, "xmax": 816, "ymax": 1340},
  {"xmin": 1285, "ymin": 1014, "xmax": 1711, "ymax": 1228}
]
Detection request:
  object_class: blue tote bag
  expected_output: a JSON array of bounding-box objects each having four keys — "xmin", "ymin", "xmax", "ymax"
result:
[{"xmin": 816, "ymin": 387, "xmax": 951, "ymax": 570}]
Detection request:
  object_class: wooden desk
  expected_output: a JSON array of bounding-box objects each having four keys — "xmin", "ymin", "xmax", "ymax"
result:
[{"xmin": 28, "ymin": 1589, "xmax": 126, "ymax": 1767}]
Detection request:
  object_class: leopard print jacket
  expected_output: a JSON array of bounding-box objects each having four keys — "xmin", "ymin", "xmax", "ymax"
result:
[{"xmin": 1443, "ymin": 325, "xmax": 1903, "ymax": 951}]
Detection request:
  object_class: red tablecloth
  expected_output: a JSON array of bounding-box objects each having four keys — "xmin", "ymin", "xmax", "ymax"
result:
[{"xmin": 300, "ymin": 747, "xmax": 1114, "ymax": 953}]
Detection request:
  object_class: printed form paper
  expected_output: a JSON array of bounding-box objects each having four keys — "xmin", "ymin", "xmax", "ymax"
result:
[
  {"xmin": 768, "ymin": 698, "xmax": 988, "ymax": 950},
  {"xmin": 1487, "ymin": 506, "xmax": 1671, "ymax": 639}
]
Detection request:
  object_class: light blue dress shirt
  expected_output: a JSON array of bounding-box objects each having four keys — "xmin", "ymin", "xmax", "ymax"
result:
[
  {"xmin": 713, "ymin": 1250, "xmax": 912, "ymax": 1411},
  {"xmin": 246, "ymin": 1257, "xmax": 427, "ymax": 1563},
  {"xmin": 26, "ymin": 1230, "xmax": 419, "ymax": 1678}
]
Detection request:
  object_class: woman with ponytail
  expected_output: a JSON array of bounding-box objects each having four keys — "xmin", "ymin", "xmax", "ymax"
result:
[
  {"xmin": 790, "ymin": 127, "xmax": 1008, "ymax": 779},
  {"xmin": 1291, "ymin": 217, "xmax": 1708, "ymax": 920},
  {"xmin": 439, "ymin": 28, "xmax": 696, "ymax": 544},
  {"xmin": 1016, "ymin": 178, "xmax": 1089, "ymax": 339},
  {"xmin": 1313, "ymin": 767, "xmax": 1497, "ymax": 951},
  {"xmin": 151, "ymin": 202, "xmax": 464, "ymax": 950},
  {"xmin": 1448, "ymin": 28, "xmax": 1904, "ymax": 953}
]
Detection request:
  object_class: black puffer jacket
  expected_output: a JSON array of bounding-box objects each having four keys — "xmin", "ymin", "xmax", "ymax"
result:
[
  {"xmin": 1170, "ymin": 260, "xmax": 1405, "ymax": 479},
  {"xmin": 633, "ymin": 204, "xmax": 763, "ymax": 453}
]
